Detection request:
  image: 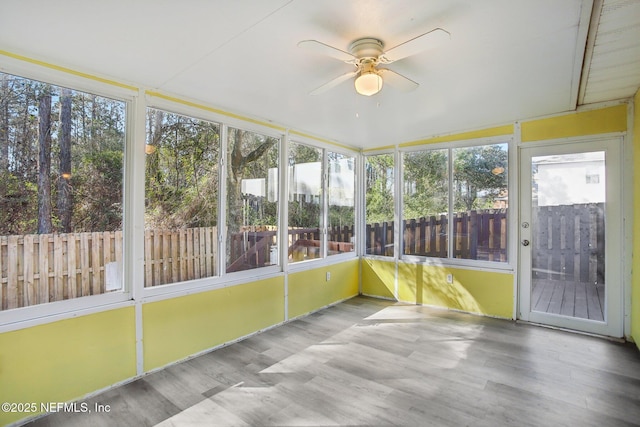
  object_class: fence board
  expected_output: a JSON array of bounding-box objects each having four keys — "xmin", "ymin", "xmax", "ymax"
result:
[
  {"xmin": 23, "ymin": 235, "xmax": 35, "ymax": 306},
  {"xmin": 7, "ymin": 236, "xmax": 18, "ymax": 309},
  {"xmin": 80, "ymin": 233, "xmax": 90, "ymax": 297},
  {"xmin": 68, "ymin": 234, "xmax": 77, "ymax": 299},
  {"xmin": 54, "ymin": 234, "xmax": 64, "ymax": 301},
  {"xmin": 91, "ymin": 232, "xmax": 101, "ymax": 295},
  {"xmin": 39, "ymin": 235, "xmax": 50, "ymax": 304}
]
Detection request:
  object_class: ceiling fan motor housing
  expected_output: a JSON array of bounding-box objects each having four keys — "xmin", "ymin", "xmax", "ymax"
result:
[{"xmin": 349, "ymin": 38, "xmax": 384, "ymax": 60}]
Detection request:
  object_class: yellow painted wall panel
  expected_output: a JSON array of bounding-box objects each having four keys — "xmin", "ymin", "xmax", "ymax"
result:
[
  {"xmin": 143, "ymin": 277, "xmax": 285, "ymax": 371},
  {"xmin": 521, "ymin": 105, "xmax": 627, "ymax": 142},
  {"xmin": 632, "ymin": 89, "xmax": 640, "ymax": 350},
  {"xmin": 0, "ymin": 307, "xmax": 136, "ymax": 426},
  {"xmin": 397, "ymin": 262, "xmax": 513, "ymax": 318},
  {"xmin": 288, "ymin": 260, "xmax": 359, "ymax": 319},
  {"xmin": 361, "ymin": 258, "xmax": 396, "ymax": 299},
  {"xmin": 400, "ymin": 124, "xmax": 514, "ymax": 148}
]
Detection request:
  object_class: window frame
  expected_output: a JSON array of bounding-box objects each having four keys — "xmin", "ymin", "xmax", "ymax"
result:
[
  {"xmin": 397, "ymin": 136, "xmax": 514, "ymax": 271},
  {"xmin": 141, "ymin": 98, "xmax": 286, "ymax": 299},
  {"xmin": 0, "ymin": 59, "xmax": 360, "ymax": 329},
  {"xmin": 0, "ymin": 65, "xmax": 137, "ymax": 328},
  {"xmin": 286, "ymin": 137, "xmax": 359, "ymax": 272},
  {"xmin": 363, "ymin": 149, "xmax": 397, "ymax": 260}
]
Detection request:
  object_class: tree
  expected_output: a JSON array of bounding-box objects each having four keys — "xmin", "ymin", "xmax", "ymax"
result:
[
  {"xmin": 37, "ymin": 86, "xmax": 53, "ymax": 234},
  {"xmin": 365, "ymin": 154, "xmax": 394, "ymax": 224},
  {"xmin": 0, "ymin": 74, "xmax": 8, "ymax": 172},
  {"xmin": 402, "ymin": 149, "xmax": 448, "ymax": 221},
  {"xmin": 453, "ymin": 145, "xmax": 507, "ymax": 211},
  {"xmin": 227, "ymin": 129, "xmax": 277, "ymax": 229},
  {"xmin": 57, "ymin": 88, "xmax": 72, "ymax": 232}
]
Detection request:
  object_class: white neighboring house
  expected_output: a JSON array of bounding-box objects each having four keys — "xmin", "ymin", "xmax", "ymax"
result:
[
  {"xmin": 240, "ymin": 159, "xmax": 355, "ymax": 207},
  {"xmin": 533, "ymin": 151, "xmax": 605, "ymax": 207}
]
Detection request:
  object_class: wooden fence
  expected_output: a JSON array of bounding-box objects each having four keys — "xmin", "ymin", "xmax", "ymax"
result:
[
  {"xmin": 228, "ymin": 225, "xmax": 355, "ymax": 269},
  {"xmin": 366, "ymin": 209, "xmax": 508, "ymax": 262},
  {"xmin": 1, "ymin": 225, "xmax": 357, "ymax": 310},
  {"xmin": 365, "ymin": 204, "xmax": 604, "ymax": 284},
  {"xmin": 144, "ymin": 227, "xmax": 218, "ymax": 287},
  {"xmin": 532, "ymin": 203, "xmax": 604, "ymax": 284},
  {"xmin": 1, "ymin": 231, "xmax": 122, "ymax": 311},
  {"xmin": 0, "ymin": 204, "xmax": 603, "ymax": 310}
]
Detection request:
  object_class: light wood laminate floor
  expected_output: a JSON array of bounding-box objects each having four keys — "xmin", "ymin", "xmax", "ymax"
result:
[{"xmin": 27, "ymin": 296, "xmax": 640, "ymax": 427}]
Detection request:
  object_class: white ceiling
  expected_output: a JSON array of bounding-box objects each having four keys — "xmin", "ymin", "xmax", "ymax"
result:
[{"xmin": 1, "ymin": 0, "xmax": 638, "ymax": 150}]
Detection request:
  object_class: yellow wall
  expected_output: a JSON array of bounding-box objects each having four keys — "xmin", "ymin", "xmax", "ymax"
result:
[
  {"xmin": 0, "ymin": 307, "xmax": 136, "ymax": 426},
  {"xmin": 396, "ymin": 262, "xmax": 513, "ymax": 319},
  {"xmin": 632, "ymin": 89, "xmax": 640, "ymax": 350},
  {"xmin": 288, "ymin": 259, "xmax": 359, "ymax": 319},
  {"xmin": 360, "ymin": 258, "xmax": 513, "ymax": 319},
  {"xmin": 143, "ymin": 277, "xmax": 285, "ymax": 371},
  {"xmin": 521, "ymin": 104, "xmax": 627, "ymax": 141},
  {"xmin": 361, "ymin": 258, "xmax": 396, "ymax": 299},
  {"xmin": 400, "ymin": 124, "xmax": 514, "ymax": 148}
]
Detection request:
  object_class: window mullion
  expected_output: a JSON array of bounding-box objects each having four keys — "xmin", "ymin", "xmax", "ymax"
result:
[
  {"xmin": 321, "ymin": 148, "xmax": 328, "ymax": 259},
  {"xmin": 448, "ymin": 148, "xmax": 454, "ymax": 260},
  {"xmin": 219, "ymin": 124, "xmax": 228, "ymax": 277}
]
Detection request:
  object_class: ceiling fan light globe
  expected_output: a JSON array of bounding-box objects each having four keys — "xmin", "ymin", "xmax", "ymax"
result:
[{"xmin": 354, "ymin": 72, "xmax": 383, "ymax": 96}]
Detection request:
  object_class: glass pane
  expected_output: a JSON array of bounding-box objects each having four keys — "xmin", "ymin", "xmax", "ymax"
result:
[
  {"xmin": 0, "ymin": 72, "xmax": 125, "ymax": 310},
  {"xmin": 530, "ymin": 151, "xmax": 605, "ymax": 321},
  {"xmin": 288, "ymin": 142, "xmax": 322, "ymax": 262},
  {"xmin": 452, "ymin": 143, "xmax": 508, "ymax": 262},
  {"xmin": 365, "ymin": 154, "xmax": 394, "ymax": 256},
  {"xmin": 144, "ymin": 108, "xmax": 220, "ymax": 286},
  {"xmin": 402, "ymin": 149, "xmax": 448, "ymax": 257},
  {"xmin": 328, "ymin": 152, "xmax": 355, "ymax": 256},
  {"xmin": 226, "ymin": 128, "xmax": 279, "ymax": 273}
]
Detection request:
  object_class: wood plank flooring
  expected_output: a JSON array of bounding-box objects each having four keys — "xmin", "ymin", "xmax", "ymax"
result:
[
  {"xmin": 532, "ymin": 279, "xmax": 605, "ymax": 321},
  {"xmin": 26, "ymin": 296, "xmax": 640, "ymax": 427}
]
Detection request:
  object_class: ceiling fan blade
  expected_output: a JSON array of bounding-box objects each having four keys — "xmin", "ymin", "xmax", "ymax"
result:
[
  {"xmin": 379, "ymin": 69, "xmax": 419, "ymax": 92},
  {"xmin": 382, "ymin": 28, "xmax": 451, "ymax": 63},
  {"xmin": 309, "ymin": 70, "xmax": 359, "ymax": 95},
  {"xmin": 297, "ymin": 40, "xmax": 355, "ymax": 62}
]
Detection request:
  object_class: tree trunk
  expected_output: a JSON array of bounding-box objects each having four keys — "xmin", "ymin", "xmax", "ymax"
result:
[
  {"xmin": 0, "ymin": 74, "xmax": 9, "ymax": 171},
  {"xmin": 37, "ymin": 87, "xmax": 53, "ymax": 234},
  {"xmin": 57, "ymin": 88, "xmax": 73, "ymax": 232}
]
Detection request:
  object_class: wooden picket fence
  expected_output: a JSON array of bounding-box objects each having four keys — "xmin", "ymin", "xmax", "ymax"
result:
[
  {"xmin": 228, "ymin": 225, "xmax": 355, "ymax": 269},
  {"xmin": 366, "ymin": 209, "xmax": 508, "ymax": 262},
  {"xmin": 0, "ymin": 231, "xmax": 122, "ymax": 310},
  {"xmin": 143, "ymin": 227, "xmax": 218, "ymax": 287},
  {"xmin": 532, "ymin": 203, "xmax": 604, "ymax": 284},
  {"xmin": 0, "ymin": 225, "xmax": 357, "ymax": 310}
]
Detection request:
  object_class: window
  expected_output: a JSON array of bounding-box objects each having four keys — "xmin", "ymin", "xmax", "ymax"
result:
[
  {"xmin": 226, "ymin": 127, "xmax": 279, "ymax": 272},
  {"xmin": 0, "ymin": 72, "xmax": 126, "ymax": 310},
  {"xmin": 402, "ymin": 142, "xmax": 508, "ymax": 263},
  {"xmin": 365, "ymin": 153, "xmax": 394, "ymax": 256},
  {"xmin": 328, "ymin": 152, "xmax": 355, "ymax": 256},
  {"xmin": 288, "ymin": 142, "xmax": 323, "ymax": 263},
  {"xmin": 144, "ymin": 108, "xmax": 220, "ymax": 286},
  {"xmin": 452, "ymin": 144, "xmax": 508, "ymax": 262},
  {"xmin": 402, "ymin": 149, "xmax": 449, "ymax": 258}
]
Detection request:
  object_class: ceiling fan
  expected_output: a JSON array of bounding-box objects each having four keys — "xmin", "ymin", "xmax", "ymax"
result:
[{"xmin": 298, "ymin": 28, "xmax": 450, "ymax": 96}]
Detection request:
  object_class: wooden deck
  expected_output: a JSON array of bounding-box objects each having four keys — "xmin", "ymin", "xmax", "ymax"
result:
[{"xmin": 532, "ymin": 279, "xmax": 605, "ymax": 321}]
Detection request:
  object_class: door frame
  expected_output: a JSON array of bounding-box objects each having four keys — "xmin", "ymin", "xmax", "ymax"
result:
[{"xmin": 518, "ymin": 136, "xmax": 624, "ymax": 337}]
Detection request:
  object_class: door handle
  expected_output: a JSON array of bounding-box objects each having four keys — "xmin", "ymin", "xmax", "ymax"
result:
[{"xmin": 522, "ymin": 239, "xmax": 530, "ymax": 246}]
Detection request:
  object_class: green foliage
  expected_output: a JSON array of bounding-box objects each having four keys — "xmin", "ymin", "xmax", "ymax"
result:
[
  {"xmin": 365, "ymin": 154, "xmax": 394, "ymax": 224},
  {"xmin": 73, "ymin": 150, "xmax": 123, "ymax": 231},
  {"xmin": 144, "ymin": 109, "xmax": 220, "ymax": 229},
  {"xmin": 0, "ymin": 72, "xmax": 127, "ymax": 234},
  {"xmin": 453, "ymin": 144, "xmax": 508, "ymax": 211},
  {"xmin": 0, "ymin": 170, "xmax": 37, "ymax": 234},
  {"xmin": 403, "ymin": 149, "xmax": 449, "ymax": 220}
]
